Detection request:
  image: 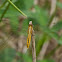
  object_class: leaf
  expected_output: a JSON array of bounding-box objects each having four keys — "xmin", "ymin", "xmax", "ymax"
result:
[
  {"xmin": 14, "ymin": 0, "xmax": 34, "ymax": 10},
  {"xmin": 36, "ymin": 26, "xmax": 60, "ymax": 46},
  {"xmin": 41, "ymin": 26, "xmax": 62, "ymax": 45},
  {"xmin": 52, "ymin": 21, "xmax": 62, "ymax": 32},
  {"xmin": 36, "ymin": 33, "xmax": 49, "ymax": 56},
  {"xmin": 41, "ymin": 26, "xmax": 59, "ymax": 41},
  {"xmin": 32, "ymin": 6, "xmax": 48, "ymax": 26},
  {"xmin": 36, "ymin": 25, "xmax": 62, "ymax": 56}
]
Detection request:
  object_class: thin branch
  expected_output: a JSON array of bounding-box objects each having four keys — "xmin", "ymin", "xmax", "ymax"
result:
[
  {"xmin": 29, "ymin": 21, "xmax": 36, "ymax": 62},
  {"xmin": 0, "ymin": 0, "xmax": 7, "ymax": 9},
  {"xmin": 0, "ymin": 0, "xmax": 12, "ymax": 22},
  {"xmin": 8, "ymin": 0, "xmax": 27, "ymax": 18},
  {"xmin": 32, "ymin": 30, "xmax": 36, "ymax": 62}
]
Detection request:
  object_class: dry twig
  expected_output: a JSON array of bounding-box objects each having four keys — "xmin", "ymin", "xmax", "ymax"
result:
[
  {"xmin": 32, "ymin": 30, "xmax": 36, "ymax": 62},
  {"xmin": 29, "ymin": 21, "xmax": 36, "ymax": 62}
]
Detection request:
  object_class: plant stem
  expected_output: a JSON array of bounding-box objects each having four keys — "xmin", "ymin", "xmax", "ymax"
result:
[
  {"xmin": 0, "ymin": 0, "xmax": 11, "ymax": 22},
  {"xmin": 47, "ymin": 10, "xmax": 56, "ymax": 26},
  {"xmin": 36, "ymin": 33, "xmax": 47, "ymax": 56},
  {"xmin": 8, "ymin": 0, "xmax": 27, "ymax": 18},
  {"xmin": 0, "ymin": 0, "xmax": 7, "ymax": 9},
  {"xmin": 32, "ymin": 30, "xmax": 36, "ymax": 62},
  {"xmin": 29, "ymin": 21, "xmax": 36, "ymax": 62}
]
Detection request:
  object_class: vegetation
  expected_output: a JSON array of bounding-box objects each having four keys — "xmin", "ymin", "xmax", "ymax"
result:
[{"xmin": 0, "ymin": 0, "xmax": 62, "ymax": 62}]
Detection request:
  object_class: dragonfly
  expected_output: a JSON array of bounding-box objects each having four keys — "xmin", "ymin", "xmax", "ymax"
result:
[{"xmin": 27, "ymin": 21, "xmax": 33, "ymax": 48}]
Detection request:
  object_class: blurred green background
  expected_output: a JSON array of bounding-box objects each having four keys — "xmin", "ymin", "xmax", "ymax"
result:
[{"xmin": 0, "ymin": 0, "xmax": 62, "ymax": 62}]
